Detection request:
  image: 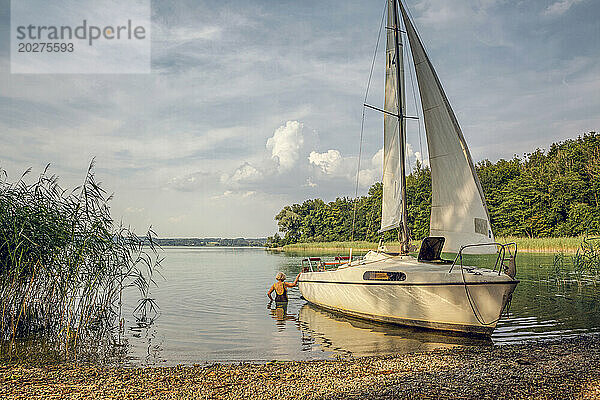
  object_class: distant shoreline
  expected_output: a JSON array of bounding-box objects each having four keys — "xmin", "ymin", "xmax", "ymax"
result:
[
  {"xmin": 150, "ymin": 237, "xmax": 267, "ymax": 247},
  {"xmin": 268, "ymin": 236, "xmax": 589, "ymax": 254},
  {"xmin": 157, "ymin": 244, "xmax": 266, "ymax": 248}
]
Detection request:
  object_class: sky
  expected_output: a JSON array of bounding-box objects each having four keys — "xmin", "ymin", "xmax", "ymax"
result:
[{"xmin": 0, "ymin": 0, "xmax": 599, "ymax": 238}]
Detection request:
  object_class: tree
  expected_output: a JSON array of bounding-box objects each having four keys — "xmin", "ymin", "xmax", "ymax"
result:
[{"xmin": 271, "ymin": 132, "xmax": 600, "ymax": 244}]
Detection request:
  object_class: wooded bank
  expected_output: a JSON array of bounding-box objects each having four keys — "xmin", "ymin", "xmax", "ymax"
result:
[{"xmin": 268, "ymin": 133, "xmax": 600, "ymax": 248}]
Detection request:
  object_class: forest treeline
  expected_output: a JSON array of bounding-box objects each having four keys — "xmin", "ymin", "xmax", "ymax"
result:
[{"xmin": 267, "ymin": 133, "xmax": 600, "ymax": 247}]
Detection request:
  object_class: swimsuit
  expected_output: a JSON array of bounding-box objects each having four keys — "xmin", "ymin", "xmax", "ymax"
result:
[{"xmin": 274, "ymin": 283, "xmax": 288, "ymax": 302}]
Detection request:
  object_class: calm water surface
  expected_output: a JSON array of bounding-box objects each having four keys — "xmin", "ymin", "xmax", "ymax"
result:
[{"xmin": 120, "ymin": 247, "xmax": 600, "ymax": 366}]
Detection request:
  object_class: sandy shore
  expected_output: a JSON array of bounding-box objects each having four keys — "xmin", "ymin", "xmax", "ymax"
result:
[{"xmin": 2, "ymin": 335, "xmax": 600, "ymax": 399}]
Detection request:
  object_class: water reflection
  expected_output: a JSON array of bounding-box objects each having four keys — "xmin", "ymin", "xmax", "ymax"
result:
[
  {"xmin": 493, "ymin": 276, "xmax": 600, "ymax": 343},
  {"xmin": 116, "ymin": 248, "xmax": 600, "ymax": 364},
  {"xmin": 297, "ymin": 303, "xmax": 491, "ymax": 357},
  {"xmin": 267, "ymin": 300, "xmax": 298, "ymax": 330}
]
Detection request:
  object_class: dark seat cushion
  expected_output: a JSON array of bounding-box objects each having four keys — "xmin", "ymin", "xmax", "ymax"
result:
[{"xmin": 418, "ymin": 237, "xmax": 445, "ymax": 262}]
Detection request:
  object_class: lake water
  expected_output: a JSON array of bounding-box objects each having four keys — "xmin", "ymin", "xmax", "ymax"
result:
[{"xmin": 120, "ymin": 247, "xmax": 600, "ymax": 366}]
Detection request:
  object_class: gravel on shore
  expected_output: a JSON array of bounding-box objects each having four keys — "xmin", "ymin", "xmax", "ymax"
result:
[{"xmin": 2, "ymin": 335, "xmax": 600, "ymax": 399}]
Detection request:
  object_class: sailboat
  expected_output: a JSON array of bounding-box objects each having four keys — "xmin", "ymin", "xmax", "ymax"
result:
[{"xmin": 298, "ymin": 0, "xmax": 519, "ymax": 335}]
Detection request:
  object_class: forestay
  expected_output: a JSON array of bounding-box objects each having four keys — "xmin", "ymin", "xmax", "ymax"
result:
[
  {"xmin": 399, "ymin": 2, "xmax": 496, "ymax": 254},
  {"xmin": 380, "ymin": 0, "xmax": 406, "ymax": 233}
]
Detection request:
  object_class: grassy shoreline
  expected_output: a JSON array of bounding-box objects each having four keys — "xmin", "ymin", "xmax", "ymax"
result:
[
  {"xmin": 1, "ymin": 335, "xmax": 599, "ymax": 399},
  {"xmin": 270, "ymin": 236, "xmax": 589, "ymax": 254}
]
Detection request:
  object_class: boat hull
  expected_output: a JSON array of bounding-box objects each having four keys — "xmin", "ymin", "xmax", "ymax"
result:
[{"xmin": 298, "ymin": 253, "xmax": 518, "ymax": 335}]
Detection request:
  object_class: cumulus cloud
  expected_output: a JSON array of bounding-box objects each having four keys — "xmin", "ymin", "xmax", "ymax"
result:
[
  {"xmin": 371, "ymin": 148, "xmax": 384, "ymax": 170},
  {"xmin": 308, "ymin": 149, "xmax": 342, "ymax": 174},
  {"xmin": 266, "ymin": 121, "xmax": 304, "ymax": 171},
  {"xmin": 308, "ymin": 148, "xmax": 382, "ymax": 189},
  {"xmin": 415, "ymin": 151, "xmax": 426, "ymax": 165},
  {"xmin": 355, "ymin": 149, "xmax": 383, "ymax": 188},
  {"xmin": 404, "ymin": 143, "xmax": 429, "ymax": 168},
  {"xmin": 226, "ymin": 162, "xmax": 262, "ymax": 184}
]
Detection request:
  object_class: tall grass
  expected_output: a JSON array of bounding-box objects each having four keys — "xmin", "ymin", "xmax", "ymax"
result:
[
  {"xmin": 278, "ymin": 241, "xmax": 381, "ymax": 251},
  {"xmin": 0, "ymin": 162, "xmax": 161, "ymax": 356},
  {"xmin": 573, "ymin": 237, "xmax": 600, "ymax": 278},
  {"xmin": 496, "ymin": 236, "xmax": 586, "ymax": 253},
  {"xmin": 276, "ymin": 240, "xmax": 423, "ymax": 255},
  {"xmin": 550, "ymin": 236, "xmax": 600, "ymax": 284},
  {"xmin": 277, "ymin": 237, "xmax": 587, "ymax": 253}
]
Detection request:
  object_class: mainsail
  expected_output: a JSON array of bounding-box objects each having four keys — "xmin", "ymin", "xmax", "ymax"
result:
[
  {"xmin": 398, "ymin": 2, "xmax": 496, "ymax": 254},
  {"xmin": 380, "ymin": 0, "xmax": 406, "ymax": 233}
]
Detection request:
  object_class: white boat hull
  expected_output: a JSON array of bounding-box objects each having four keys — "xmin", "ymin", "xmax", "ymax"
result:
[{"xmin": 299, "ymin": 252, "xmax": 518, "ymax": 335}]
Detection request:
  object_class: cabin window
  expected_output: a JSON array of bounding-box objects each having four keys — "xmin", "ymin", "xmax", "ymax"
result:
[
  {"xmin": 363, "ymin": 271, "xmax": 406, "ymax": 281},
  {"xmin": 474, "ymin": 218, "xmax": 488, "ymax": 235}
]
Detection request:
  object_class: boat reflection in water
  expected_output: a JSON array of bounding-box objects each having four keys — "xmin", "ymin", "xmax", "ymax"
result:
[{"xmin": 298, "ymin": 303, "xmax": 492, "ymax": 357}]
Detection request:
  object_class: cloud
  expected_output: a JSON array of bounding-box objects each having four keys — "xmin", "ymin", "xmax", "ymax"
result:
[
  {"xmin": 1, "ymin": 0, "xmax": 598, "ymax": 238},
  {"xmin": 371, "ymin": 148, "xmax": 383, "ymax": 170},
  {"xmin": 304, "ymin": 178, "xmax": 317, "ymax": 187},
  {"xmin": 226, "ymin": 162, "xmax": 263, "ymax": 184},
  {"xmin": 412, "ymin": 0, "xmax": 500, "ymax": 26},
  {"xmin": 308, "ymin": 148, "xmax": 384, "ymax": 189},
  {"xmin": 266, "ymin": 121, "xmax": 305, "ymax": 171},
  {"xmin": 307, "ymin": 144, "xmax": 428, "ymax": 191},
  {"xmin": 308, "ymin": 149, "xmax": 342, "ymax": 174},
  {"xmin": 544, "ymin": 0, "xmax": 584, "ymax": 16},
  {"xmin": 415, "ymin": 151, "xmax": 428, "ymax": 166},
  {"xmin": 404, "ymin": 143, "xmax": 428, "ymax": 168},
  {"xmin": 168, "ymin": 171, "xmax": 219, "ymax": 192},
  {"xmin": 160, "ymin": 26, "xmax": 222, "ymax": 42},
  {"xmin": 211, "ymin": 190, "xmax": 257, "ymax": 200},
  {"xmin": 356, "ymin": 149, "xmax": 383, "ymax": 188}
]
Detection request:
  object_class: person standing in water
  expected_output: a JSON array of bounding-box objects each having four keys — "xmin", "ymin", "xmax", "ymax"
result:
[{"xmin": 267, "ymin": 272, "xmax": 301, "ymax": 316}]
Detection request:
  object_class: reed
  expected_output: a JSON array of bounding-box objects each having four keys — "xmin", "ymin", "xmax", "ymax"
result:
[
  {"xmin": 496, "ymin": 236, "xmax": 586, "ymax": 253},
  {"xmin": 277, "ymin": 236, "xmax": 587, "ymax": 253},
  {"xmin": 550, "ymin": 236, "xmax": 600, "ymax": 285},
  {"xmin": 0, "ymin": 162, "xmax": 161, "ymax": 356},
  {"xmin": 278, "ymin": 241, "xmax": 380, "ymax": 251}
]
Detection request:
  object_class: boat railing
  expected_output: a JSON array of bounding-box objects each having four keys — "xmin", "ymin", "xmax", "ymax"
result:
[
  {"xmin": 449, "ymin": 242, "xmax": 518, "ymax": 277},
  {"xmin": 301, "ymin": 256, "xmax": 358, "ymax": 272}
]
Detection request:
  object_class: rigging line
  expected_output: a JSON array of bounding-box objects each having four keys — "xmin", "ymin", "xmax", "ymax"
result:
[
  {"xmin": 404, "ymin": 34, "xmax": 424, "ymax": 169},
  {"xmin": 395, "ymin": 12, "xmax": 413, "ymax": 176},
  {"xmin": 351, "ymin": 0, "xmax": 387, "ymax": 242},
  {"xmin": 402, "ymin": 0, "xmax": 423, "ymax": 44}
]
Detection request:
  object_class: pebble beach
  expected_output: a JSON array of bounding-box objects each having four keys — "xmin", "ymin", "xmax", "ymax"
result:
[{"xmin": 2, "ymin": 335, "xmax": 600, "ymax": 399}]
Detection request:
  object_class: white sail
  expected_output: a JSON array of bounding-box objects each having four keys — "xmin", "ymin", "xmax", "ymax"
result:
[
  {"xmin": 380, "ymin": 0, "xmax": 406, "ymax": 233},
  {"xmin": 398, "ymin": 2, "xmax": 495, "ymax": 254}
]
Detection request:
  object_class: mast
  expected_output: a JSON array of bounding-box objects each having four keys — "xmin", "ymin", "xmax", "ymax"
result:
[{"xmin": 391, "ymin": 0, "xmax": 410, "ymax": 253}]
